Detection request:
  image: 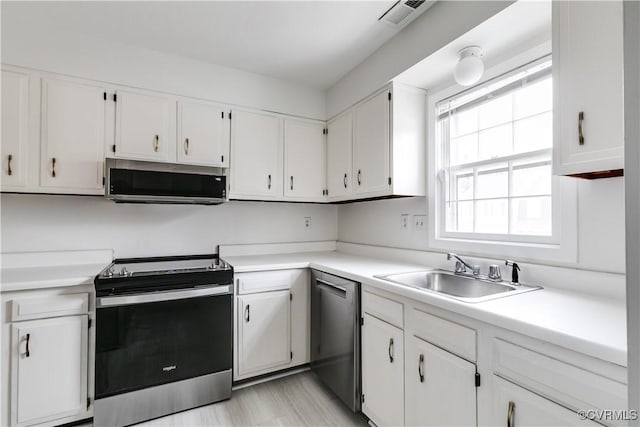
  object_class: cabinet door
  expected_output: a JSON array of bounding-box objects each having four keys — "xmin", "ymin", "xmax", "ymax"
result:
[
  {"xmin": 405, "ymin": 335, "xmax": 477, "ymax": 426},
  {"xmin": 115, "ymin": 90, "xmax": 173, "ymax": 162},
  {"xmin": 1, "ymin": 70, "xmax": 29, "ymax": 189},
  {"xmin": 361, "ymin": 313, "xmax": 404, "ymax": 426},
  {"xmin": 11, "ymin": 316, "xmax": 88, "ymax": 427},
  {"xmin": 353, "ymin": 90, "xmax": 391, "ymax": 195},
  {"xmin": 492, "ymin": 376, "xmax": 600, "ymax": 426},
  {"xmin": 283, "ymin": 119, "xmax": 326, "ymax": 201},
  {"xmin": 178, "ymin": 101, "xmax": 230, "ymax": 167},
  {"xmin": 230, "ymin": 110, "xmax": 282, "ymax": 198},
  {"xmin": 553, "ymin": 1, "xmax": 624, "ymax": 175},
  {"xmin": 237, "ymin": 290, "xmax": 290, "ymax": 376},
  {"xmin": 327, "ymin": 112, "xmax": 353, "ymax": 199},
  {"xmin": 40, "ymin": 79, "xmax": 105, "ymax": 191}
]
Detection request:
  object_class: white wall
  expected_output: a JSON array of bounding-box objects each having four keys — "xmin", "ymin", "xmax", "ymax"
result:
[
  {"xmin": 1, "ymin": 14, "xmax": 325, "ymax": 119},
  {"xmin": 326, "ymin": 1, "xmax": 513, "ymax": 117},
  {"xmin": 0, "ymin": 194, "xmax": 338, "ymax": 258},
  {"xmin": 338, "ymin": 177, "xmax": 626, "ymax": 274}
]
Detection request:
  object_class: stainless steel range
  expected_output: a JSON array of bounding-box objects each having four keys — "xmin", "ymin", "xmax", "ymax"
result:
[{"xmin": 93, "ymin": 254, "xmax": 233, "ymax": 427}]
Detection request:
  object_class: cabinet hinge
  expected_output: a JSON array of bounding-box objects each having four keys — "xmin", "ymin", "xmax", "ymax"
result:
[
  {"xmin": 290, "ymin": 351, "xmax": 293, "ymax": 360},
  {"xmin": 388, "ymin": 92, "xmax": 392, "ymax": 101},
  {"xmin": 103, "ymin": 92, "xmax": 107, "ymax": 101},
  {"xmin": 388, "ymin": 177, "xmax": 392, "ymax": 186},
  {"xmin": 361, "ymin": 394, "xmax": 365, "ymax": 403},
  {"xmin": 113, "ymin": 93, "xmax": 117, "ymax": 102},
  {"xmin": 475, "ymin": 372, "xmax": 481, "ymax": 387},
  {"xmin": 102, "ymin": 177, "xmax": 105, "ymax": 187},
  {"xmin": 360, "ymin": 317, "xmax": 364, "ymax": 326},
  {"xmin": 86, "ymin": 397, "xmax": 91, "ymax": 409},
  {"xmin": 88, "ymin": 318, "xmax": 92, "ymax": 328},
  {"xmin": 323, "ymin": 128, "xmax": 328, "ymax": 135},
  {"xmin": 112, "ymin": 144, "xmax": 116, "ymax": 153}
]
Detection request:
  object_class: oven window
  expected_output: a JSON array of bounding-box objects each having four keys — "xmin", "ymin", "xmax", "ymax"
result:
[{"xmin": 95, "ymin": 294, "xmax": 232, "ymax": 398}]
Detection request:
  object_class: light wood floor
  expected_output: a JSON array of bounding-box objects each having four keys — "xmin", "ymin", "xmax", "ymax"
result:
[{"xmin": 135, "ymin": 372, "xmax": 368, "ymax": 427}]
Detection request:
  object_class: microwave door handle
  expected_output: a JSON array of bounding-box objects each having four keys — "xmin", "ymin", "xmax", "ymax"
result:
[{"xmin": 97, "ymin": 285, "xmax": 232, "ymax": 307}]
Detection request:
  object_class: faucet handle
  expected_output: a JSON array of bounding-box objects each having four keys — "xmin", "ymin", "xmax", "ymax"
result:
[
  {"xmin": 488, "ymin": 264, "xmax": 502, "ymax": 280},
  {"xmin": 454, "ymin": 261, "xmax": 466, "ymax": 274}
]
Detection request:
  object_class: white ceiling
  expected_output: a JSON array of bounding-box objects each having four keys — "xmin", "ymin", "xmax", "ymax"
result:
[
  {"xmin": 395, "ymin": 0, "xmax": 551, "ymax": 91},
  {"xmin": 1, "ymin": 1, "xmax": 425, "ymax": 89}
]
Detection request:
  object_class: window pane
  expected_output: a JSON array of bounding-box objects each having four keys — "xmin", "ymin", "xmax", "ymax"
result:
[
  {"xmin": 478, "ymin": 123, "xmax": 513, "ymax": 160},
  {"xmin": 451, "ymin": 107, "xmax": 478, "ymax": 137},
  {"xmin": 475, "ymin": 199, "xmax": 508, "ymax": 234},
  {"xmin": 514, "ymin": 78, "xmax": 552, "ymax": 120},
  {"xmin": 455, "ymin": 174, "xmax": 474, "ymax": 200},
  {"xmin": 446, "ymin": 201, "xmax": 473, "ymax": 232},
  {"xmin": 513, "ymin": 112, "xmax": 552, "ymax": 153},
  {"xmin": 511, "ymin": 196, "xmax": 552, "ymax": 236},
  {"xmin": 478, "ymin": 94, "xmax": 513, "ymax": 130},
  {"xmin": 450, "ymin": 133, "xmax": 478, "ymax": 165},
  {"xmin": 476, "ymin": 166, "xmax": 508, "ymax": 199},
  {"xmin": 512, "ymin": 164, "xmax": 552, "ymax": 197}
]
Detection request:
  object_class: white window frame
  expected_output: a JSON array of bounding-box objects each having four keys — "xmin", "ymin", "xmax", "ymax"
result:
[{"xmin": 427, "ymin": 48, "xmax": 578, "ymax": 264}]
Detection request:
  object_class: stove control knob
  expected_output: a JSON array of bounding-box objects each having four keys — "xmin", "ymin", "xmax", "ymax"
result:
[
  {"xmin": 104, "ymin": 266, "xmax": 115, "ymax": 278},
  {"xmin": 120, "ymin": 267, "xmax": 130, "ymax": 277}
]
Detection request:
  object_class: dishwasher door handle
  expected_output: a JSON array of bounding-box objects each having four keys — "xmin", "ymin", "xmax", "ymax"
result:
[{"xmin": 315, "ymin": 278, "xmax": 347, "ymax": 294}]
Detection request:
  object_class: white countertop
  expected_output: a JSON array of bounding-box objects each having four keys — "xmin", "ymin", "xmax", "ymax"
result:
[
  {"xmin": 225, "ymin": 250, "xmax": 627, "ymax": 368},
  {"xmin": 1, "ymin": 263, "xmax": 105, "ymax": 292}
]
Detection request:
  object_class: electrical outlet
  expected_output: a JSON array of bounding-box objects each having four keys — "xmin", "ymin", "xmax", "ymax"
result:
[
  {"xmin": 414, "ymin": 215, "xmax": 426, "ymax": 230},
  {"xmin": 304, "ymin": 217, "xmax": 312, "ymax": 229},
  {"xmin": 400, "ymin": 214, "xmax": 409, "ymax": 230}
]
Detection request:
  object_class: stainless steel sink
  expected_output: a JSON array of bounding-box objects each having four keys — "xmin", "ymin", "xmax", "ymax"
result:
[{"xmin": 374, "ymin": 270, "xmax": 542, "ymax": 303}]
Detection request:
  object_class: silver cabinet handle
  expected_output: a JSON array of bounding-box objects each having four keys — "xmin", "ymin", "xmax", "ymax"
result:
[
  {"xmin": 578, "ymin": 111, "xmax": 585, "ymax": 145},
  {"xmin": 245, "ymin": 304, "xmax": 250, "ymax": 322},
  {"xmin": 357, "ymin": 169, "xmax": 362, "ymax": 186},
  {"xmin": 418, "ymin": 354, "xmax": 424, "ymax": 382},
  {"xmin": 24, "ymin": 333, "xmax": 30, "ymax": 358},
  {"xmin": 507, "ymin": 401, "xmax": 515, "ymax": 427},
  {"xmin": 343, "ymin": 173, "xmax": 347, "ymax": 188},
  {"xmin": 7, "ymin": 154, "xmax": 13, "ymax": 176},
  {"xmin": 51, "ymin": 158, "xmax": 56, "ymax": 178},
  {"xmin": 184, "ymin": 138, "xmax": 189, "ymax": 155},
  {"xmin": 154, "ymin": 135, "xmax": 160, "ymax": 152},
  {"xmin": 268, "ymin": 174, "xmax": 272, "ymax": 190},
  {"xmin": 388, "ymin": 338, "xmax": 394, "ymax": 363},
  {"xmin": 290, "ymin": 176, "xmax": 294, "ymax": 191}
]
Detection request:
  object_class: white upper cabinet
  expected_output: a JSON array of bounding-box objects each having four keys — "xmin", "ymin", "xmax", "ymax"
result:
[
  {"xmin": 327, "ymin": 82, "xmax": 426, "ymax": 202},
  {"xmin": 11, "ymin": 315, "xmax": 88, "ymax": 427},
  {"xmin": 283, "ymin": 119, "xmax": 326, "ymax": 201},
  {"xmin": 177, "ymin": 100, "xmax": 230, "ymax": 167},
  {"xmin": 115, "ymin": 90, "xmax": 174, "ymax": 162},
  {"xmin": 326, "ymin": 112, "xmax": 353, "ymax": 199},
  {"xmin": 40, "ymin": 79, "xmax": 105, "ymax": 192},
  {"xmin": 353, "ymin": 89, "xmax": 391, "ymax": 195},
  {"xmin": 1, "ymin": 70, "xmax": 29, "ymax": 189},
  {"xmin": 553, "ymin": 0, "xmax": 624, "ymax": 176},
  {"xmin": 230, "ymin": 110, "xmax": 283, "ymax": 199}
]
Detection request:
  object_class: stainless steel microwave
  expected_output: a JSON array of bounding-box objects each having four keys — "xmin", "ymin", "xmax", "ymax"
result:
[{"xmin": 105, "ymin": 158, "xmax": 226, "ymax": 205}]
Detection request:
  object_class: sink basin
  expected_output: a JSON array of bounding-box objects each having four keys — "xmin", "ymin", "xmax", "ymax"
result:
[{"xmin": 374, "ymin": 270, "xmax": 542, "ymax": 303}]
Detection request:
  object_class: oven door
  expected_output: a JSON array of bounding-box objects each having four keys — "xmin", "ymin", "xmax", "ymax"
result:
[{"xmin": 95, "ymin": 285, "xmax": 232, "ymax": 399}]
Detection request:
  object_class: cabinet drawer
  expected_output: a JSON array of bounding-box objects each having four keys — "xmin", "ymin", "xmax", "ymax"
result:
[
  {"xmin": 493, "ymin": 339, "xmax": 627, "ymax": 416},
  {"xmin": 11, "ymin": 293, "xmax": 89, "ymax": 321},
  {"xmin": 362, "ymin": 291, "xmax": 403, "ymax": 329},
  {"xmin": 237, "ymin": 270, "xmax": 292, "ymax": 294},
  {"xmin": 410, "ymin": 309, "xmax": 476, "ymax": 362}
]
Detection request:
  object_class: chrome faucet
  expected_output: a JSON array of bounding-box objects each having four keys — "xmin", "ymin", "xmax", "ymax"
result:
[{"xmin": 447, "ymin": 253, "xmax": 480, "ymax": 276}]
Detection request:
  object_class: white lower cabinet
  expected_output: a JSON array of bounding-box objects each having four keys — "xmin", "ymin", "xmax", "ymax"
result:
[
  {"xmin": 361, "ymin": 313, "xmax": 404, "ymax": 427},
  {"xmin": 405, "ymin": 335, "xmax": 477, "ymax": 426},
  {"xmin": 234, "ymin": 269, "xmax": 309, "ymax": 381},
  {"xmin": 492, "ymin": 376, "xmax": 599, "ymax": 426},
  {"xmin": 237, "ymin": 290, "xmax": 291, "ymax": 376},
  {"xmin": 10, "ymin": 315, "xmax": 88, "ymax": 427}
]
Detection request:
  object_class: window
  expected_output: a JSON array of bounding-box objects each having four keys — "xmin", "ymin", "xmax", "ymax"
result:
[{"xmin": 436, "ymin": 59, "xmax": 555, "ymax": 243}]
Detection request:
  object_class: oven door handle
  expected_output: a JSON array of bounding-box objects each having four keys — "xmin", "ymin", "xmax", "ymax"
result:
[{"xmin": 96, "ymin": 285, "xmax": 233, "ymax": 307}]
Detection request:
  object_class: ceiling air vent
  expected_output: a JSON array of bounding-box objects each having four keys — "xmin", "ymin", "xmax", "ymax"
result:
[{"xmin": 379, "ymin": 0, "xmax": 433, "ymax": 27}]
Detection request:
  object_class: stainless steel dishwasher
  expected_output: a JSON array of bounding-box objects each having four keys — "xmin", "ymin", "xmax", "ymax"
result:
[{"xmin": 310, "ymin": 270, "xmax": 361, "ymax": 412}]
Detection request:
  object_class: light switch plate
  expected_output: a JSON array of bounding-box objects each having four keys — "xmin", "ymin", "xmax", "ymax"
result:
[{"xmin": 414, "ymin": 215, "xmax": 426, "ymax": 230}]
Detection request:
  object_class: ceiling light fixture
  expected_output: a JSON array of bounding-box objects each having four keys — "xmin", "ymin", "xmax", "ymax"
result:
[{"xmin": 454, "ymin": 46, "xmax": 484, "ymax": 87}]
